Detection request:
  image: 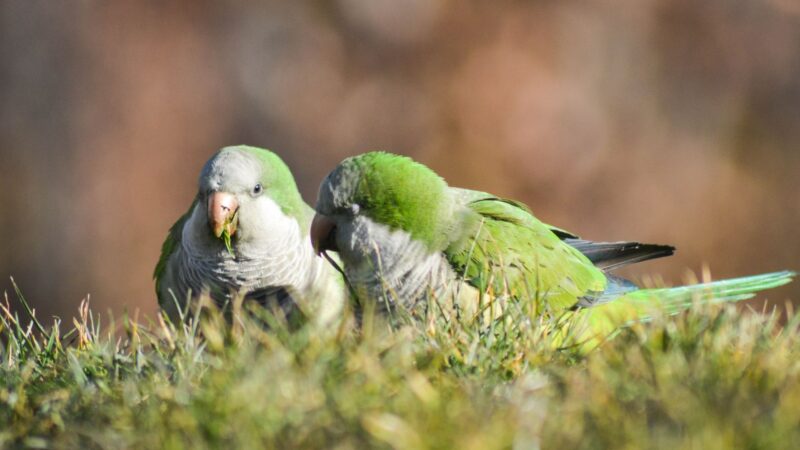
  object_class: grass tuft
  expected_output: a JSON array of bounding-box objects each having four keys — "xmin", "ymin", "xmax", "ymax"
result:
[{"xmin": 1, "ymin": 286, "xmax": 799, "ymax": 449}]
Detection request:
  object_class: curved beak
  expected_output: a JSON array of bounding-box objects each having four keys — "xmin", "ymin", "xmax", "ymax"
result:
[
  {"xmin": 207, "ymin": 192, "xmax": 239, "ymax": 238},
  {"xmin": 310, "ymin": 213, "xmax": 337, "ymax": 255}
]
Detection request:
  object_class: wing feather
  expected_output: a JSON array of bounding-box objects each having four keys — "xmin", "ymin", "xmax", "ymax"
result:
[
  {"xmin": 154, "ymin": 198, "xmax": 197, "ymax": 297},
  {"xmin": 444, "ymin": 189, "xmax": 608, "ymax": 312}
]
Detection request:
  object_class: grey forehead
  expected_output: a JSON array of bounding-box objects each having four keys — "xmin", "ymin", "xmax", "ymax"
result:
[
  {"xmin": 199, "ymin": 148, "xmax": 261, "ymax": 192},
  {"xmin": 317, "ymin": 163, "xmax": 360, "ymax": 212}
]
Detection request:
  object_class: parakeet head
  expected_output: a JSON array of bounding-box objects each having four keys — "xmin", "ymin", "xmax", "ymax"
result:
[
  {"xmin": 311, "ymin": 152, "xmax": 453, "ymax": 261},
  {"xmin": 191, "ymin": 145, "xmax": 307, "ymax": 251}
]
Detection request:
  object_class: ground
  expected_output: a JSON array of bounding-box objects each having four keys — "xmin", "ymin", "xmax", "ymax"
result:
[{"xmin": 1, "ymin": 288, "xmax": 799, "ymax": 449}]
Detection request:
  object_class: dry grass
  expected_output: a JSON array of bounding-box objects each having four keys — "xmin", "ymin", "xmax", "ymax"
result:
[{"xmin": 1, "ymin": 284, "xmax": 799, "ymax": 449}]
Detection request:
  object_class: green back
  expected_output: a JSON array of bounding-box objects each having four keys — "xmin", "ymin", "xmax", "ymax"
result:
[{"xmin": 445, "ymin": 189, "xmax": 608, "ymax": 312}]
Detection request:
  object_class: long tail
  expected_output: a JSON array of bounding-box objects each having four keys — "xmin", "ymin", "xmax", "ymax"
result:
[{"xmin": 566, "ymin": 271, "xmax": 796, "ymax": 349}]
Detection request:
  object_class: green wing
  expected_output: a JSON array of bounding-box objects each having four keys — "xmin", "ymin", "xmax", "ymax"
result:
[
  {"xmin": 444, "ymin": 189, "xmax": 607, "ymax": 313},
  {"xmin": 154, "ymin": 199, "xmax": 197, "ymax": 296}
]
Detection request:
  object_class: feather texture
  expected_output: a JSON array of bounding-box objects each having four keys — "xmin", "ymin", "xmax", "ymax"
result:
[
  {"xmin": 445, "ymin": 189, "xmax": 608, "ymax": 312},
  {"xmin": 316, "ymin": 152, "xmax": 795, "ymax": 346},
  {"xmin": 564, "ymin": 239, "xmax": 675, "ymax": 271}
]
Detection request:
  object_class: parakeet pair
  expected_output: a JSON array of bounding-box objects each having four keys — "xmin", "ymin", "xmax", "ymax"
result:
[{"xmin": 155, "ymin": 147, "xmax": 794, "ymax": 342}]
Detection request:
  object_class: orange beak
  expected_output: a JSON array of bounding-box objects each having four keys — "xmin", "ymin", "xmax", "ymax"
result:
[
  {"xmin": 207, "ymin": 192, "xmax": 239, "ymax": 238},
  {"xmin": 310, "ymin": 213, "xmax": 337, "ymax": 255}
]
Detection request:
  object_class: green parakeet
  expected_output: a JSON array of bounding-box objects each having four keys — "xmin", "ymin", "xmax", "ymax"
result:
[
  {"xmin": 155, "ymin": 145, "xmax": 345, "ymax": 325},
  {"xmin": 310, "ymin": 152, "xmax": 794, "ymax": 343}
]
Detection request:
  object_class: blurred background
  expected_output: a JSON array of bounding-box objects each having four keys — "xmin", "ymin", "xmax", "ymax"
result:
[{"xmin": 1, "ymin": 0, "xmax": 799, "ymax": 320}]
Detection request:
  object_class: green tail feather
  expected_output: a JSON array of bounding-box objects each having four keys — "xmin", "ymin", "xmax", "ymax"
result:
[
  {"xmin": 564, "ymin": 271, "xmax": 796, "ymax": 350},
  {"xmin": 621, "ymin": 270, "xmax": 795, "ymax": 312}
]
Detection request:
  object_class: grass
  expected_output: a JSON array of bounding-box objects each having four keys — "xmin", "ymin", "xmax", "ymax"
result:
[{"xmin": 1, "ymin": 284, "xmax": 800, "ymax": 449}]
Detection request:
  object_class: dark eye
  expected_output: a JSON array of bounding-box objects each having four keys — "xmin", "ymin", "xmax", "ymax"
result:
[{"xmin": 252, "ymin": 183, "xmax": 263, "ymax": 196}]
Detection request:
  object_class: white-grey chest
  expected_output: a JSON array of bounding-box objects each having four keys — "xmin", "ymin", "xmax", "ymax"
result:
[{"xmin": 338, "ymin": 216, "xmax": 457, "ymax": 309}]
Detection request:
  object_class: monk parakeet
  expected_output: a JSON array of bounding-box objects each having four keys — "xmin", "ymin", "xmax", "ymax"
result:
[
  {"xmin": 155, "ymin": 145, "xmax": 345, "ymax": 325},
  {"xmin": 311, "ymin": 152, "xmax": 794, "ymax": 343}
]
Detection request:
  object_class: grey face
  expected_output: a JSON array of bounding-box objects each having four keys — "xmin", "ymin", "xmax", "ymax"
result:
[
  {"xmin": 313, "ymin": 165, "xmax": 407, "ymax": 275},
  {"xmin": 315, "ymin": 162, "xmax": 361, "ymax": 218},
  {"xmin": 191, "ymin": 147, "xmax": 288, "ymax": 246},
  {"xmin": 312, "ymin": 159, "xmax": 455, "ymax": 308},
  {"xmin": 313, "ymin": 163, "xmax": 367, "ymax": 260},
  {"xmin": 200, "ymin": 148, "xmax": 264, "ymax": 198},
  {"xmin": 315, "ymin": 178, "xmax": 449, "ymax": 309}
]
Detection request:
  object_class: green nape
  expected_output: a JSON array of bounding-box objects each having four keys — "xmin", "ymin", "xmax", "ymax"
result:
[{"xmin": 347, "ymin": 152, "xmax": 454, "ymax": 250}]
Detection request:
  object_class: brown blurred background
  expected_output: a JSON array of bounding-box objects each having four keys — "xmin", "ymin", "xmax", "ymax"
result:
[{"xmin": 1, "ymin": 0, "xmax": 799, "ymax": 321}]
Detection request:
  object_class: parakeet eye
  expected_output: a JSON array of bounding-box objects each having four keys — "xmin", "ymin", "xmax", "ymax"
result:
[{"xmin": 252, "ymin": 183, "xmax": 263, "ymax": 196}]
